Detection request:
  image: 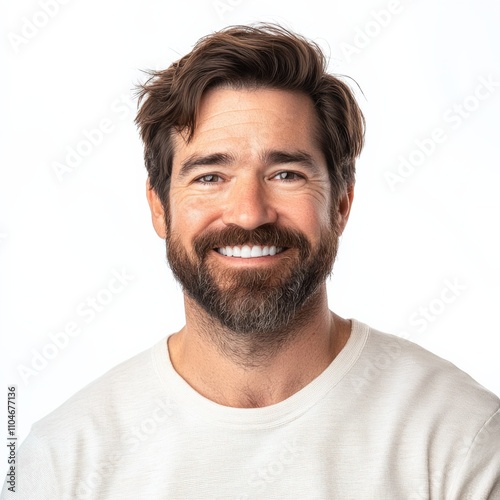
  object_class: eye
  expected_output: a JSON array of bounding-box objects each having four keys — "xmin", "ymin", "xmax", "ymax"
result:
[
  {"xmin": 272, "ymin": 171, "xmax": 304, "ymax": 182},
  {"xmin": 195, "ymin": 174, "xmax": 223, "ymax": 184}
]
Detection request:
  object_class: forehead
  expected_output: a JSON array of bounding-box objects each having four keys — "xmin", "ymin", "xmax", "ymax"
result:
[{"xmin": 172, "ymin": 87, "xmax": 323, "ymax": 162}]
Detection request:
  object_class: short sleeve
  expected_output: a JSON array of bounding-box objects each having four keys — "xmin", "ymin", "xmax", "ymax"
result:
[{"xmin": 448, "ymin": 408, "xmax": 500, "ymax": 500}]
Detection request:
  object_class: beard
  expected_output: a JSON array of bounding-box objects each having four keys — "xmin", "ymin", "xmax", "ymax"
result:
[{"xmin": 166, "ymin": 220, "xmax": 341, "ymax": 348}]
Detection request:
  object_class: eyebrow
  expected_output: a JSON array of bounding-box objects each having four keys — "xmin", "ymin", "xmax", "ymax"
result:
[
  {"xmin": 177, "ymin": 149, "xmax": 322, "ymax": 178},
  {"xmin": 261, "ymin": 150, "xmax": 321, "ymax": 175},
  {"xmin": 178, "ymin": 153, "xmax": 234, "ymax": 179}
]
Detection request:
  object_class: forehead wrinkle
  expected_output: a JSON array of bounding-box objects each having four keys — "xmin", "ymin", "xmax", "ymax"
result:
[{"xmin": 195, "ymin": 103, "xmax": 277, "ymax": 135}]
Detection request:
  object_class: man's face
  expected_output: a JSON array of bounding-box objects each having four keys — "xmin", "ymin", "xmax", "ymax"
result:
[{"xmin": 149, "ymin": 87, "xmax": 351, "ymax": 336}]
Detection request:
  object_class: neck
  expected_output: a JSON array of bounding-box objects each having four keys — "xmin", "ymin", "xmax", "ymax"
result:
[{"xmin": 167, "ymin": 285, "xmax": 351, "ymax": 408}]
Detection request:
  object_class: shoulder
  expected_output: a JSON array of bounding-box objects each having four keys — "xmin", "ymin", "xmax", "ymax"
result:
[
  {"xmin": 30, "ymin": 338, "xmax": 168, "ymax": 441},
  {"xmin": 6, "ymin": 340, "xmax": 169, "ymax": 499},
  {"xmin": 350, "ymin": 320, "xmax": 499, "ymax": 421},
  {"xmin": 347, "ymin": 321, "xmax": 500, "ymax": 495}
]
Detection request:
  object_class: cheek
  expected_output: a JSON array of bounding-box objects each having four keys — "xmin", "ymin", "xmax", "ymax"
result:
[
  {"xmin": 169, "ymin": 192, "xmax": 221, "ymax": 237},
  {"xmin": 283, "ymin": 194, "xmax": 332, "ymax": 236},
  {"xmin": 303, "ymin": 207, "xmax": 330, "ymax": 241}
]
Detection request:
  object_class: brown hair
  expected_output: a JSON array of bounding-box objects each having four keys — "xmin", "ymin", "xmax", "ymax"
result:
[{"xmin": 135, "ymin": 23, "xmax": 365, "ymax": 207}]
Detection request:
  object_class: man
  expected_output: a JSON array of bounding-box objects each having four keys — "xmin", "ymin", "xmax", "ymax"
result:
[{"xmin": 3, "ymin": 24, "xmax": 499, "ymax": 499}]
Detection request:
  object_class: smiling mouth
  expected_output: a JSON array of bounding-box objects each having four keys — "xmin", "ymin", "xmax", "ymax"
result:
[{"xmin": 215, "ymin": 245, "xmax": 285, "ymax": 258}]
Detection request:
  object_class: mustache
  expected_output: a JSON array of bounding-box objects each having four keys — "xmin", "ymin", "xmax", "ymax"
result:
[{"xmin": 193, "ymin": 224, "xmax": 311, "ymax": 259}]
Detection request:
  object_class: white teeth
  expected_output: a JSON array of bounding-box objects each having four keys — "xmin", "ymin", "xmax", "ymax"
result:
[
  {"xmin": 250, "ymin": 246, "xmax": 263, "ymax": 257},
  {"xmin": 217, "ymin": 245, "xmax": 284, "ymax": 258},
  {"xmin": 241, "ymin": 245, "xmax": 252, "ymax": 258}
]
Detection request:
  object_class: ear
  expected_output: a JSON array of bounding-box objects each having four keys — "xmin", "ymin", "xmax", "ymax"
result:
[
  {"xmin": 336, "ymin": 184, "xmax": 354, "ymax": 234},
  {"xmin": 146, "ymin": 179, "xmax": 167, "ymax": 239}
]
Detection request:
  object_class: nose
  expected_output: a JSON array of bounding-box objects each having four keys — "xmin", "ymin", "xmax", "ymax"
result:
[{"xmin": 221, "ymin": 176, "xmax": 278, "ymax": 230}]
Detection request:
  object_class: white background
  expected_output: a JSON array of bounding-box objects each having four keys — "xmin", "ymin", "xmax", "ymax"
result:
[{"xmin": 1, "ymin": 0, "xmax": 499, "ymax": 444}]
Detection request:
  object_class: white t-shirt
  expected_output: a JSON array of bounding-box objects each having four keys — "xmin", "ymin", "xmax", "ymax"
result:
[{"xmin": 2, "ymin": 320, "xmax": 499, "ymax": 499}]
